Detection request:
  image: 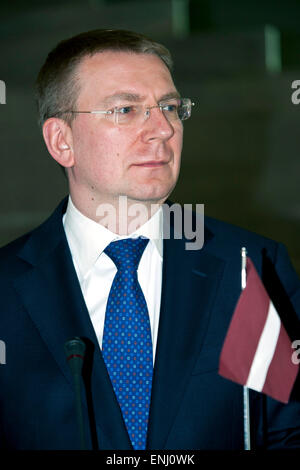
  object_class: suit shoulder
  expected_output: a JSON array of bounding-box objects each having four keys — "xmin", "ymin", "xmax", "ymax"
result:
[
  {"xmin": 0, "ymin": 231, "xmax": 31, "ymax": 259},
  {"xmin": 0, "ymin": 198, "xmax": 68, "ymax": 278},
  {"xmin": 203, "ymin": 214, "xmax": 279, "ymax": 258},
  {"xmin": 0, "ymin": 230, "xmax": 33, "ymax": 278},
  {"xmin": 202, "ymin": 215, "xmax": 300, "ymax": 303}
]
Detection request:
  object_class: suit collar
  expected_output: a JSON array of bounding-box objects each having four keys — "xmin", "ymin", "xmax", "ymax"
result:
[
  {"xmin": 63, "ymin": 195, "xmax": 163, "ymax": 283},
  {"xmin": 17, "ymin": 197, "xmax": 214, "ymax": 268},
  {"xmin": 16, "ymin": 197, "xmax": 68, "ymax": 267}
]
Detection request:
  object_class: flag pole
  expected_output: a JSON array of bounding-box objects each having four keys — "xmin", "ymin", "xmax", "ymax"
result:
[{"xmin": 241, "ymin": 247, "xmax": 251, "ymax": 450}]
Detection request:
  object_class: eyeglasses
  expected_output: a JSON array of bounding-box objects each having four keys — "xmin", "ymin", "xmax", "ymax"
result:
[{"xmin": 57, "ymin": 98, "xmax": 194, "ymax": 126}]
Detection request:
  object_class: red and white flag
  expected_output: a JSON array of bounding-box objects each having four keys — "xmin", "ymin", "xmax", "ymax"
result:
[{"xmin": 219, "ymin": 257, "xmax": 299, "ymax": 403}]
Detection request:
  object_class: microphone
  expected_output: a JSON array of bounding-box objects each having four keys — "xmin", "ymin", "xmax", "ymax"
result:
[{"xmin": 64, "ymin": 337, "xmax": 87, "ymax": 450}]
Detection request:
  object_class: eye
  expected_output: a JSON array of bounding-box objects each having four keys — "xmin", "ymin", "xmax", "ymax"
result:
[
  {"xmin": 116, "ymin": 106, "xmax": 136, "ymax": 115},
  {"xmin": 161, "ymin": 103, "xmax": 178, "ymax": 113}
]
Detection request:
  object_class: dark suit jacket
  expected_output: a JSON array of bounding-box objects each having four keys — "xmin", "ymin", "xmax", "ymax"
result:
[{"xmin": 0, "ymin": 198, "xmax": 299, "ymax": 450}]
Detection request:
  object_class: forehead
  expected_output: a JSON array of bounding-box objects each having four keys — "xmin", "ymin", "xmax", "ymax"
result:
[{"xmin": 75, "ymin": 51, "xmax": 177, "ymax": 105}]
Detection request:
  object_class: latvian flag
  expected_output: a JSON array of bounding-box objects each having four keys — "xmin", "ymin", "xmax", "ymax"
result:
[{"xmin": 219, "ymin": 257, "xmax": 299, "ymax": 403}]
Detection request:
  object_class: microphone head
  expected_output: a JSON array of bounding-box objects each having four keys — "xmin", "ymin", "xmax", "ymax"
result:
[{"xmin": 64, "ymin": 337, "xmax": 86, "ymax": 377}]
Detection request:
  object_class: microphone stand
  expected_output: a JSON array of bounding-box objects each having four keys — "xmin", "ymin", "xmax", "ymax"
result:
[{"xmin": 64, "ymin": 337, "xmax": 87, "ymax": 450}]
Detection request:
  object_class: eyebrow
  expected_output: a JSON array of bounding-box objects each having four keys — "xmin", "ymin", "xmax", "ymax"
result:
[
  {"xmin": 102, "ymin": 92, "xmax": 146, "ymax": 105},
  {"xmin": 101, "ymin": 90, "xmax": 181, "ymax": 106},
  {"xmin": 158, "ymin": 91, "xmax": 181, "ymax": 102}
]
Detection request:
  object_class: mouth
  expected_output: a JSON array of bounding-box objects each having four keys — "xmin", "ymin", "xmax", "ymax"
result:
[{"xmin": 133, "ymin": 161, "xmax": 168, "ymax": 168}]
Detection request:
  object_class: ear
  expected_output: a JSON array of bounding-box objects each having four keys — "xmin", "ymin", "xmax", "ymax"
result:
[{"xmin": 42, "ymin": 118, "xmax": 74, "ymax": 168}]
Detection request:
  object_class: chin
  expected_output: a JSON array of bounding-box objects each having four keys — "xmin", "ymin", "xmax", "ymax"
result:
[
  {"xmin": 124, "ymin": 178, "xmax": 178, "ymax": 204},
  {"xmin": 129, "ymin": 188, "xmax": 174, "ymax": 204}
]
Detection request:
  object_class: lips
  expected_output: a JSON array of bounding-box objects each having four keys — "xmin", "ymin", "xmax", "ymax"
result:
[{"xmin": 133, "ymin": 161, "xmax": 168, "ymax": 167}]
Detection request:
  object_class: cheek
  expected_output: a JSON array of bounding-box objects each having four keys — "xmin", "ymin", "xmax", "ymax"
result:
[
  {"xmin": 77, "ymin": 126, "xmax": 135, "ymax": 186},
  {"xmin": 172, "ymin": 127, "xmax": 183, "ymax": 159},
  {"xmin": 72, "ymin": 123, "xmax": 116, "ymax": 163}
]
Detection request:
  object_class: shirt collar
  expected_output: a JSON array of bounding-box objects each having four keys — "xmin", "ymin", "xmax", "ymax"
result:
[{"xmin": 63, "ymin": 196, "xmax": 163, "ymax": 280}]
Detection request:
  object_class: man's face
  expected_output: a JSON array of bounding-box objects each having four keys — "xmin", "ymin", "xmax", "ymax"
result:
[{"xmin": 67, "ymin": 51, "xmax": 183, "ymax": 209}]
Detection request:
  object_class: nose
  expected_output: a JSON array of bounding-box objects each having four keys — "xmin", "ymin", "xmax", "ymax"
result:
[{"xmin": 141, "ymin": 106, "xmax": 175, "ymax": 142}]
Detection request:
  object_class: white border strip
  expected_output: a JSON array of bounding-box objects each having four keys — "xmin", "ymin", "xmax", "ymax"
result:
[{"xmin": 246, "ymin": 301, "xmax": 281, "ymax": 391}]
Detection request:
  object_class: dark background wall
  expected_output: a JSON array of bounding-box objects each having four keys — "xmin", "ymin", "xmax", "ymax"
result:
[{"xmin": 1, "ymin": 0, "xmax": 299, "ymax": 274}]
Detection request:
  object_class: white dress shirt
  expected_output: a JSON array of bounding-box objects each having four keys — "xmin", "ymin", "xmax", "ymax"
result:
[{"xmin": 63, "ymin": 197, "xmax": 163, "ymax": 363}]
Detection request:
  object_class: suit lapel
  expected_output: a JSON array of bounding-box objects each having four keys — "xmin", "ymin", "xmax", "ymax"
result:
[
  {"xmin": 147, "ymin": 228, "xmax": 226, "ymax": 449},
  {"xmin": 12, "ymin": 199, "xmax": 132, "ymax": 449}
]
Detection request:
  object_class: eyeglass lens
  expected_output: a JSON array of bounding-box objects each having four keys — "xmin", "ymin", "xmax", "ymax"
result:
[{"xmin": 115, "ymin": 99, "xmax": 192, "ymax": 125}]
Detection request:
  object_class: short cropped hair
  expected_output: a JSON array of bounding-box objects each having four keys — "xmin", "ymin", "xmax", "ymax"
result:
[{"xmin": 35, "ymin": 29, "xmax": 173, "ymax": 128}]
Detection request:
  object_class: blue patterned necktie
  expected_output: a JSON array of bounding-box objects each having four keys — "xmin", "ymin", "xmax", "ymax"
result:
[{"xmin": 102, "ymin": 237, "xmax": 153, "ymax": 450}]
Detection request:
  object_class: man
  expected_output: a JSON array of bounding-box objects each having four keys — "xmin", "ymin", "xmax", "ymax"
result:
[{"xmin": 0, "ymin": 29, "xmax": 299, "ymax": 450}]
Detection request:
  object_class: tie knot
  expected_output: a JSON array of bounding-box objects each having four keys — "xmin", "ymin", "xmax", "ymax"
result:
[{"xmin": 104, "ymin": 237, "xmax": 149, "ymax": 271}]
